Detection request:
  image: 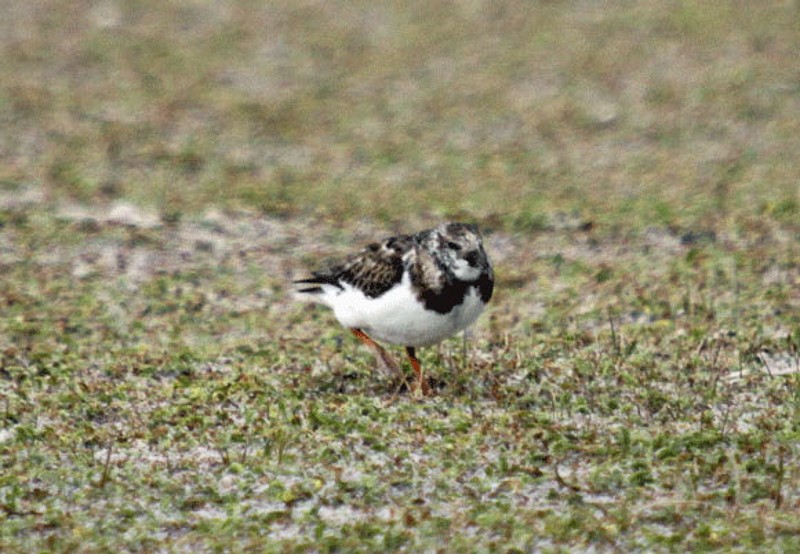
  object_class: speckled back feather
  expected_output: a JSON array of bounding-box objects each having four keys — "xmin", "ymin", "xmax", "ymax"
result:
[{"xmin": 295, "ymin": 234, "xmax": 414, "ymax": 298}]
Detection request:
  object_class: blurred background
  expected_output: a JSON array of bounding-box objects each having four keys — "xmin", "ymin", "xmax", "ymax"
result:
[{"xmin": 2, "ymin": 0, "xmax": 798, "ymax": 233}]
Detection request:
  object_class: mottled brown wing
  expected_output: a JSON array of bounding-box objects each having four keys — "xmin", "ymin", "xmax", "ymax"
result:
[
  {"xmin": 297, "ymin": 234, "xmax": 414, "ymax": 298},
  {"xmin": 337, "ymin": 235, "xmax": 413, "ymax": 297}
]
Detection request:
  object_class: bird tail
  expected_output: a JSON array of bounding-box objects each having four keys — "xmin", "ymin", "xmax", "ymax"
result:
[{"xmin": 293, "ymin": 273, "xmax": 342, "ymax": 295}]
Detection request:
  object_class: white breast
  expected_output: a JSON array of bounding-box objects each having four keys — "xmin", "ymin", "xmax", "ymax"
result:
[{"xmin": 318, "ymin": 273, "xmax": 486, "ymax": 347}]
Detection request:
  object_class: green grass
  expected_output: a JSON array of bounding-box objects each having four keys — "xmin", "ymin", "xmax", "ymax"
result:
[
  {"xmin": 2, "ymin": 0, "xmax": 800, "ymax": 551},
  {"xmin": 2, "ymin": 205, "xmax": 800, "ymax": 552}
]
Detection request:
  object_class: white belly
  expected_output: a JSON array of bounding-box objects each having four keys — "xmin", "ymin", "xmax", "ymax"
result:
[{"xmin": 319, "ymin": 274, "xmax": 486, "ymax": 347}]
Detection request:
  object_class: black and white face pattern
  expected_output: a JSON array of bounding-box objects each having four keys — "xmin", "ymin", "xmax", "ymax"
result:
[
  {"xmin": 417, "ymin": 223, "xmax": 492, "ymax": 283},
  {"xmin": 407, "ymin": 222, "xmax": 494, "ymax": 314}
]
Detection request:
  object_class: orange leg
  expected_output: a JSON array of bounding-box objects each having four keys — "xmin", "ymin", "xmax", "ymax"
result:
[
  {"xmin": 405, "ymin": 346, "xmax": 432, "ymax": 396},
  {"xmin": 350, "ymin": 328, "xmax": 400, "ymax": 374}
]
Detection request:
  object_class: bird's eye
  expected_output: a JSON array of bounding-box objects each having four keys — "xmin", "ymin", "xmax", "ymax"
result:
[{"xmin": 447, "ymin": 241, "xmax": 461, "ymax": 251}]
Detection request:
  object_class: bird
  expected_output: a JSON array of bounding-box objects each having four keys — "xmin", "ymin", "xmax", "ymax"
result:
[{"xmin": 295, "ymin": 222, "xmax": 493, "ymax": 394}]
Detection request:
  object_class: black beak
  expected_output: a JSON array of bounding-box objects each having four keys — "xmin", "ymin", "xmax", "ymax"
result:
[{"xmin": 465, "ymin": 250, "xmax": 482, "ymax": 267}]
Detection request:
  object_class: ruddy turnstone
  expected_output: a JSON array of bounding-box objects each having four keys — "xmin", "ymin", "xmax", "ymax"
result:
[{"xmin": 295, "ymin": 222, "xmax": 493, "ymax": 394}]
